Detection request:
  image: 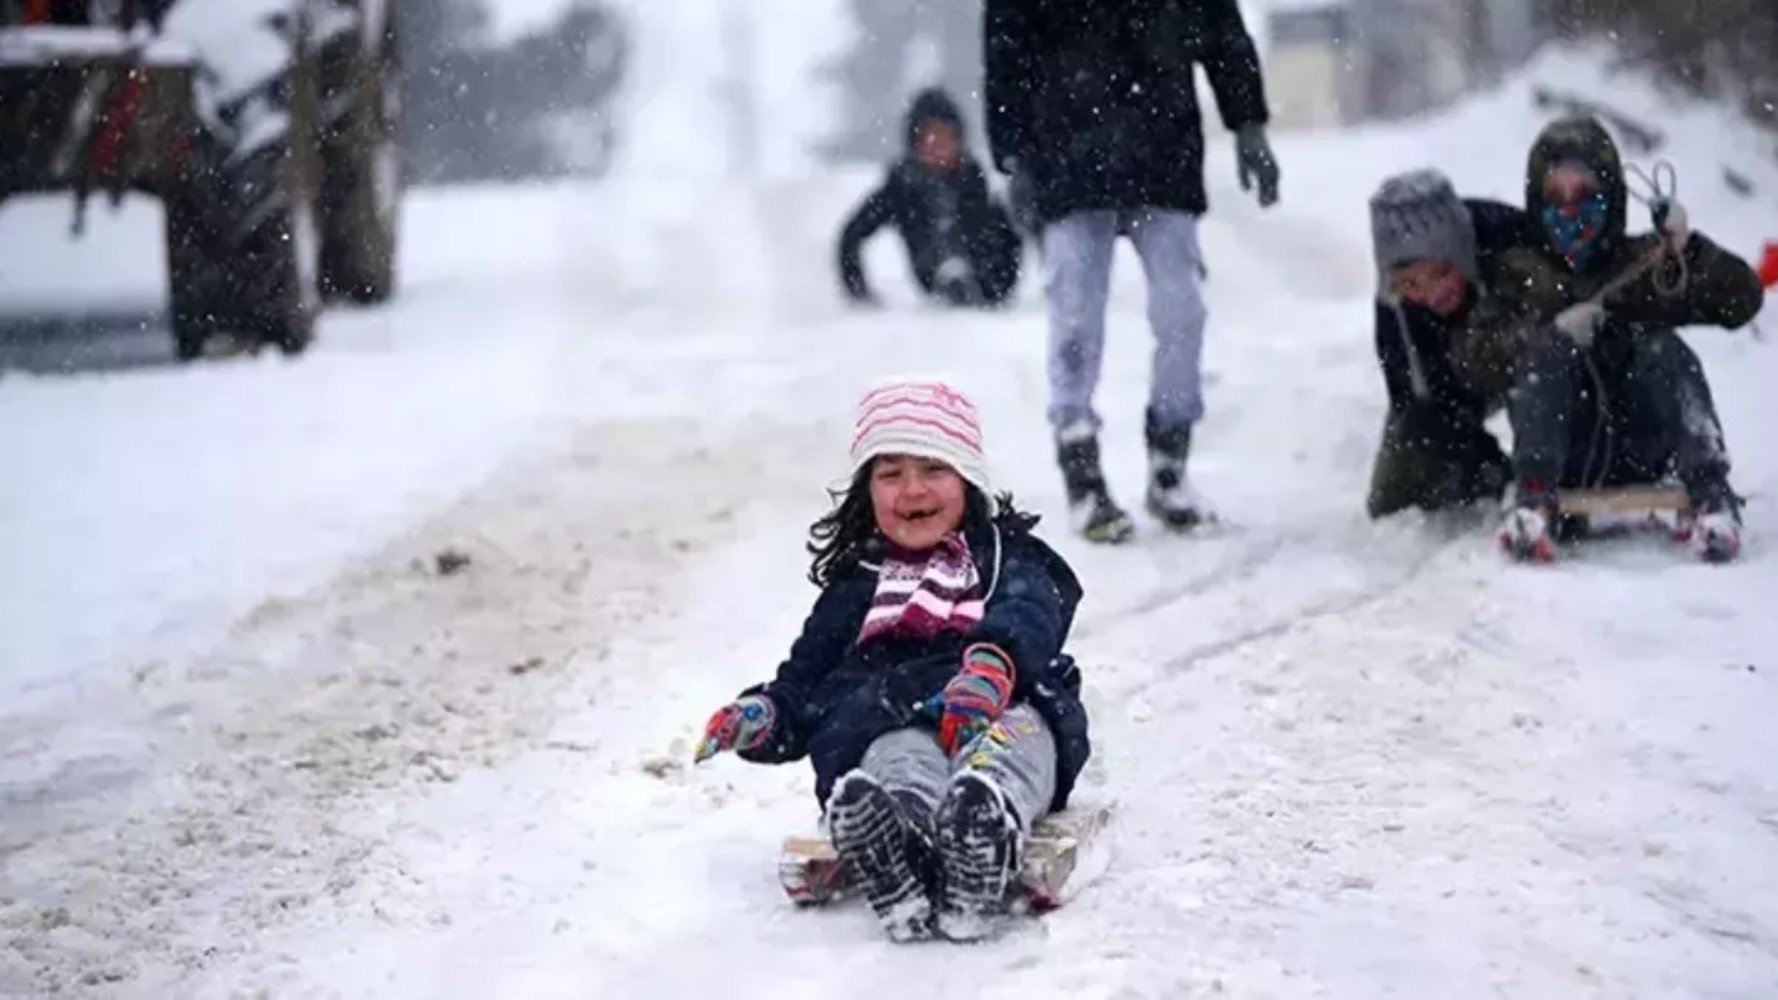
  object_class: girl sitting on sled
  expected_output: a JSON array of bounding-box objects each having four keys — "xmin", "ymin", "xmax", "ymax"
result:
[{"xmin": 692, "ymin": 377, "xmax": 1091, "ymax": 943}]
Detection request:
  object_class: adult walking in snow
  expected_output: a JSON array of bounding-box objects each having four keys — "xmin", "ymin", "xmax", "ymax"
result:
[
  {"xmin": 691, "ymin": 377, "xmax": 1090, "ymax": 943},
  {"xmin": 1365, "ymin": 169, "xmax": 1531, "ymax": 519},
  {"xmin": 983, "ymin": 0, "xmax": 1279, "ymax": 543},
  {"xmin": 836, "ymin": 88, "xmax": 1023, "ymax": 308},
  {"xmin": 1464, "ymin": 117, "xmax": 1764, "ymax": 562}
]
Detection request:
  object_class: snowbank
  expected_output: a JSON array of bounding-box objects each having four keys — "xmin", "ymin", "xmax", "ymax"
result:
[{"xmin": 0, "ymin": 183, "xmax": 609, "ymax": 710}]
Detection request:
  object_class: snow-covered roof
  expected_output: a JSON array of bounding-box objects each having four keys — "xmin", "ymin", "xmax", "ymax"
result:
[
  {"xmin": 0, "ymin": 25, "xmax": 193, "ymax": 66},
  {"xmin": 159, "ymin": 0, "xmax": 294, "ymax": 103},
  {"xmin": 484, "ymin": 0, "xmax": 583, "ymax": 44}
]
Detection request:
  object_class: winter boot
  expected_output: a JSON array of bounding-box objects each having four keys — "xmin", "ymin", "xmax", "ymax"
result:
[
  {"xmin": 933, "ymin": 773, "xmax": 1024, "ymax": 942},
  {"xmin": 1498, "ymin": 478, "xmax": 1560, "ymax": 563},
  {"xmin": 1678, "ymin": 476, "xmax": 1743, "ymax": 563},
  {"xmin": 827, "ymin": 771, "xmax": 936, "ymax": 942},
  {"xmin": 1056, "ymin": 421, "xmax": 1134, "ymax": 544},
  {"xmin": 1144, "ymin": 409, "xmax": 1212, "ymax": 530}
]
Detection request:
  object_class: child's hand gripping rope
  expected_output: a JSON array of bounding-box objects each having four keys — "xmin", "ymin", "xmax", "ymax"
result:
[
  {"xmin": 920, "ymin": 644, "xmax": 1016, "ymax": 755},
  {"xmin": 692, "ymin": 695, "xmax": 776, "ymax": 763}
]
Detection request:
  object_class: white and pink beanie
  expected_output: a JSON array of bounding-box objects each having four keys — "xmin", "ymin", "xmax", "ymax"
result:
[{"xmin": 848, "ymin": 377, "xmax": 991, "ymax": 495}]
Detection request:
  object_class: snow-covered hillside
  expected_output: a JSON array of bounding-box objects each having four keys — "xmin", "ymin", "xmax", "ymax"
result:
[{"xmin": 1, "ymin": 43, "xmax": 1776, "ymax": 999}]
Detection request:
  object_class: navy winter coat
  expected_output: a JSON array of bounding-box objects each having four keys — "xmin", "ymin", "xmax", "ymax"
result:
[{"xmin": 735, "ymin": 512, "xmax": 1091, "ymax": 816}]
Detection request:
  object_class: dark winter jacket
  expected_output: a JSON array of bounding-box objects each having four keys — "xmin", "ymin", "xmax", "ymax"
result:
[
  {"xmin": 735, "ymin": 511, "xmax": 1091, "ymax": 816},
  {"xmin": 1451, "ymin": 117, "xmax": 1766, "ymax": 401},
  {"xmin": 836, "ymin": 89, "xmax": 1020, "ymax": 304},
  {"xmin": 983, "ymin": 0, "xmax": 1270, "ymax": 222},
  {"xmin": 1367, "ymin": 199, "xmax": 1528, "ymax": 518}
]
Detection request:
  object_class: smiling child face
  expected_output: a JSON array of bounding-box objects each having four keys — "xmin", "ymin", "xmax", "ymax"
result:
[
  {"xmin": 1388, "ymin": 259, "xmax": 1467, "ymax": 317},
  {"xmin": 869, "ymin": 453, "xmax": 967, "ymax": 551}
]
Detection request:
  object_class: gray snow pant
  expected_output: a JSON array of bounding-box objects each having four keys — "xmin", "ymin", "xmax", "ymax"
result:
[
  {"xmin": 1043, "ymin": 209, "xmax": 1208, "ymax": 434},
  {"xmin": 854, "ymin": 704, "xmax": 1057, "ymax": 834},
  {"xmin": 1508, "ymin": 327, "xmax": 1730, "ymax": 493}
]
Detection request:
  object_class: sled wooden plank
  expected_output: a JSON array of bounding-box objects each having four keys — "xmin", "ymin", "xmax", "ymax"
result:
[
  {"xmin": 1558, "ymin": 485, "xmax": 1688, "ymax": 516},
  {"xmin": 1021, "ymin": 802, "xmax": 1114, "ymax": 912}
]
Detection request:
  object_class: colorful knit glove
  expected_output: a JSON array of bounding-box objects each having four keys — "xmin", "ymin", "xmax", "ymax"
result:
[
  {"xmin": 936, "ymin": 644, "xmax": 1015, "ymax": 755},
  {"xmin": 693, "ymin": 695, "xmax": 776, "ymax": 763}
]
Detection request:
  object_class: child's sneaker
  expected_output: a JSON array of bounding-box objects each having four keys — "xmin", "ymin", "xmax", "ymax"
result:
[
  {"xmin": 827, "ymin": 772, "xmax": 934, "ymax": 942},
  {"xmin": 1056, "ymin": 422, "xmax": 1134, "ymax": 545},
  {"xmin": 1498, "ymin": 480, "xmax": 1559, "ymax": 563},
  {"xmin": 1678, "ymin": 481, "xmax": 1743, "ymax": 563},
  {"xmin": 933, "ymin": 773, "xmax": 1023, "ymax": 942}
]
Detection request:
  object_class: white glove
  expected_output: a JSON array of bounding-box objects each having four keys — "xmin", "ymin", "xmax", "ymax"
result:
[
  {"xmin": 1650, "ymin": 197, "xmax": 1689, "ymax": 253},
  {"xmin": 1553, "ymin": 301, "xmax": 1606, "ymax": 348}
]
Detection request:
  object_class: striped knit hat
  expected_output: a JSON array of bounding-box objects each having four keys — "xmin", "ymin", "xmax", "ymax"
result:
[{"xmin": 849, "ymin": 376, "xmax": 991, "ymax": 495}]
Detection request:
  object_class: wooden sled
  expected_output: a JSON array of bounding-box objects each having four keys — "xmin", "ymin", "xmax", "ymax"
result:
[
  {"xmin": 1553, "ymin": 484, "xmax": 1691, "ymax": 538},
  {"xmin": 778, "ymin": 801, "xmax": 1113, "ymax": 914},
  {"xmin": 1555, "ymin": 484, "xmax": 1688, "ymax": 518}
]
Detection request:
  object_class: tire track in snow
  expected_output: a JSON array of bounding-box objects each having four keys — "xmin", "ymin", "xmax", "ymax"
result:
[
  {"xmin": 0, "ymin": 418, "xmax": 835, "ymax": 996},
  {"xmin": 1153, "ymin": 525, "xmax": 1468, "ymax": 677}
]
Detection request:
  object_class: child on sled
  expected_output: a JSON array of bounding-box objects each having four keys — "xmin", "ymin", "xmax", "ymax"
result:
[
  {"xmin": 692, "ymin": 377, "xmax": 1091, "ymax": 943},
  {"xmin": 1462, "ymin": 116, "xmax": 1765, "ymax": 563}
]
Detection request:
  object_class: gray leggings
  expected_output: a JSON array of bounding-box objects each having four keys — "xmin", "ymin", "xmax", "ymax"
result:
[
  {"xmin": 1042, "ymin": 208, "xmax": 1208, "ymax": 434},
  {"xmin": 854, "ymin": 704, "xmax": 1058, "ymax": 833}
]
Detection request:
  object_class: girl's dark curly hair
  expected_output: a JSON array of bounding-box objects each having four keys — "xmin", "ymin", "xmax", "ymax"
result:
[{"xmin": 806, "ymin": 461, "xmax": 1040, "ymax": 587}]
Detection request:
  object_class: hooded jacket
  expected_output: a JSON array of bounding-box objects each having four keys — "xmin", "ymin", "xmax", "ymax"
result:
[
  {"xmin": 836, "ymin": 88, "xmax": 1018, "ymax": 303},
  {"xmin": 734, "ymin": 508, "xmax": 1091, "ymax": 816},
  {"xmin": 1450, "ymin": 116, "xmax": 1765, "ymax": 402}
]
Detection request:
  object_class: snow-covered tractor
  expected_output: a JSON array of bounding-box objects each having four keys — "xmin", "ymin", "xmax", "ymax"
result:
[{"xmin": 0, "ymin": 0, "xmax": 400, "ymax": 360}]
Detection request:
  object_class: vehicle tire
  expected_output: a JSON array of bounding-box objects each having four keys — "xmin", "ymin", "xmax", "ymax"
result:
[
  {"xmin": 222, "ymin": 85, "xmax": 321, "ymax": 356},
  {"xmin": 317, "ymin": 6, "xmax": 400, "ymax": 304},
  {"xmin": 163, "ymin": 186, "xmax": 224, "ymax": 362},
  {"xmin": 161, "ymin": 27, "xmax": 322, "ymax": 360}
]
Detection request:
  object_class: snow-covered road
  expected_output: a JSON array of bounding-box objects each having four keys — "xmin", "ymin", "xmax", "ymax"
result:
[{"xmin": 3, "ymin": 52, "xmax": 1777, "ymax": 999}]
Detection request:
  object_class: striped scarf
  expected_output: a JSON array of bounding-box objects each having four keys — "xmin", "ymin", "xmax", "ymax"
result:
[{"xmin": 856, "ymin": 532, "xmax": 984, "ymax": 647}]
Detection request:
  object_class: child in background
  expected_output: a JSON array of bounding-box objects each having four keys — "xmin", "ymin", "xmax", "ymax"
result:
[{"xmin": 836, "ymin": 90, "xmax": 1022, "ymax": 308}]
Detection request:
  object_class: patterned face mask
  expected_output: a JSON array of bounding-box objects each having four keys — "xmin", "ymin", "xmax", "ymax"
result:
[{"xmin": 1542, "ymin": 192, "xmax": 1609, "ymax": 269}]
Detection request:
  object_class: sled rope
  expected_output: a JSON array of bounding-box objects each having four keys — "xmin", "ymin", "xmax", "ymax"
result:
[
  {"xmin": 1570, "ymin": 159, "xmax": 1702, "ymax": 490},
  {"xmin": 1621, "ymin": 158, "xmax": 1688, "ymax": 300},
  {"xmin": 1578, "ymin": 353, "xmax": 1613, "ymax": 489},
  {"xmin": 1569, "ymin": 160, "xmax": 1679, "ymax": 490}
]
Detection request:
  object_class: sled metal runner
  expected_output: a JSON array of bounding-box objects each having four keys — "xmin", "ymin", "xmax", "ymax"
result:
[{"xmin": 778, "ymin": 802, "xmax": 1112, "ymax": 913}]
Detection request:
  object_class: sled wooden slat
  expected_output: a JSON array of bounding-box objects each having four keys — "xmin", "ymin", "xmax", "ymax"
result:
[{"xmin": 1558, "ymin": 485, "xmax": 1689, "ymax": 516}]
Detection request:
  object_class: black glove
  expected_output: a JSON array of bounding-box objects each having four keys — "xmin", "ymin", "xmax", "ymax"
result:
[{"xmin": 1236, "ymin": 125, "xmax": 1280, "ymax": 208}]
